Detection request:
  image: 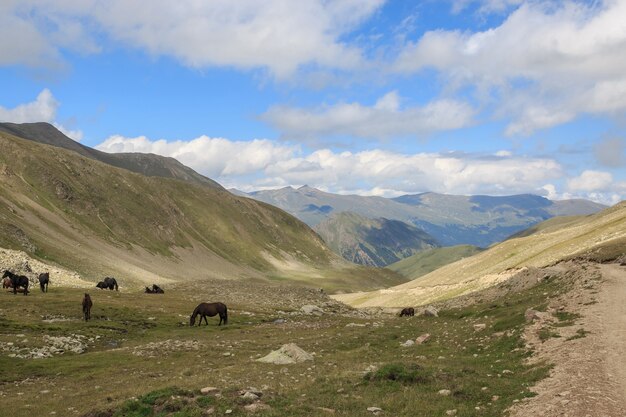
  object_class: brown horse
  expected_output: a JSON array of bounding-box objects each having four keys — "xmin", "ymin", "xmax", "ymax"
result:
[
  {"xmin": 2, "ymin": 277, "xmax": 12, "ymax": 289},
  {"xmin": 2, "ymin": 270, "xmax": 29, "ymax": 295},
  {"xmin": 399, "ymin": 307, "xmax": 415, "ymax": 317},
  {"xmin": 82, "ymin": 293, "xmax": 93, "ymax": 321},
  {"xmin": 190, "ymin": 302, "xmax": 228, "ymax": 326},
  {"xmin": 38, "ymin": 272, "xmax": 50, "ymax": 293}
]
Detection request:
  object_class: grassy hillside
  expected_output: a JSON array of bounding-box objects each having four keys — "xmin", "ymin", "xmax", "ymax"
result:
[
  {"xmin": 334, "ymin": 202, "xmax": 626, "ymax": 307},
  {"xmin": 387, "ymin": 245, "xmax": 484, "ymax": 280},
  {"xmin": 0, "ymin": 122, "xmax": 222, "ymax": 188},
  {"xmin": 314, "ymin": 212, "xmax": 439, "ymax": 267},
  {"xmin": 0, "ymin": 131, "xmax": 402, "ymax": 291}
]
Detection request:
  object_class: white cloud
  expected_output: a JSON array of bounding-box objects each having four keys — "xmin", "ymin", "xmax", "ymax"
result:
[
  {"xmin": 1, "ymin": 0, "xmax": 383, "ymax": 78},
  {"xmin": 0, "ymin": 89, "xmax": 83, "ymax": 141},
  {"xmin": 102, "ymin": 134, "xmax": 562, "ymax": 196},
  {"xmin": 261, "ymin": 91, "xmax": 475, "ymax": 140},
  {"xmin": 95, "ymin": 134, "xmax": 297, "ymax": 178},
  {"xmin": 396, "ymin": 0, "xmax": 626, "ymax": 134},
  {"xmin": 95, "ymin": 134, "xmax": 626, "ymax": 204},
  {"xmin": 0, "ymin": 89, "xmax": 58, "ymax": 123},
  {"xmin": 567, "ymin": 170, "xmax": 613, "ymax": 192}
]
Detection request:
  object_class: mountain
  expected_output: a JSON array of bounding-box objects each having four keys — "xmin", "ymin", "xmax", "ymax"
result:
[
  {"xmin": 314, "ymin": 212, "xmax": 439, "ymax": 267},
  {"xmin": 387, "ymin": 245, "xmax": 484, "ymax": 280},
  {"xmin": 240, "ymin": 186, "xmax": 606, "ymax": 247},
  {"xmin": 333, "ymin": 201, "xmax": 626, "ymax": 307},
  {"xmin": 0, "ymin": 129, "xmax": 404, "ymax": 292},
  {"xmin": 0, "ymin": 122, "xmax": 222, "ymax": 189}
]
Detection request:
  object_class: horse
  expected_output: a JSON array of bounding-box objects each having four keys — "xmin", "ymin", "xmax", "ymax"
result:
[
  {"xmin": 2, "ymin": 277, "xmax": 12, "ymax": 289},
  {"xmin": 2, "ymin": 270, "xmax": 29, "ymax": 295},
  {"xmin": 38, "ymin": 272, "xmax": 50, "ymax": 293},
  {"xmin": 96, "ymin": 277, "xmax": 118, "ymax": 291},
  {"xmin": 399, "ymin": 307, "xmax": 415, "ymax": 317},
  {"xmin": 82, "ymin": 293, "xmax": 92, "ymax": 321},
  {"xmin": 145, "ymin": 284, "xmax": 164, "ymax": 294},
  {"xmin": 190, "ymin": 302, "xmax": 228, "ymax": 326}
]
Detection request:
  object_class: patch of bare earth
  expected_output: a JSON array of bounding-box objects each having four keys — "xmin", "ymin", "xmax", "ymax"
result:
[{"xmin": 508, "ymin": 263, "xmax": 626, "ymax": 417}]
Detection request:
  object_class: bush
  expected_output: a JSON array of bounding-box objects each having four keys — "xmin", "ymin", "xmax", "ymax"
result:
[{"xmin": 365, "ymin": 363, "xmax": 431, "ymax": 384}]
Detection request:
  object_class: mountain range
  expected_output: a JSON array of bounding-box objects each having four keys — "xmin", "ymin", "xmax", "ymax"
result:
[
  {"xmin": 334, "ymin": 201, "xmax": 626, "ymax": 307},
  {"xmin": 235, "ymin": 186, "xmax": 606, "ymax": 256},
  {"xmin": 0, "ymin": 123, "xmax": 402, "ymax": 292}
]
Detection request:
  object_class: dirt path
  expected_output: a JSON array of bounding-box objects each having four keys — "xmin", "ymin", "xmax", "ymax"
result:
[{"xmin": 509, "ymin": 263, "xmax": 626, "ymax": 417}]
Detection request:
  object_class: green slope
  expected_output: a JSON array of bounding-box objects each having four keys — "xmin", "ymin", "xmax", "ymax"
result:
[
  {"xmin": 0, "ymin": 131, "xmax": 403, "ymax": 291},
  {"xmin": 314, "ymin": 211, "xmax": 439, "ymax": 267},
  {"xmin": 334, "ymin": 201, "xmax": 626, "ymax": 307},
  {"xmin": 0, "ymin": 122, "xmax": 222, "ymax": 188},
  {"xmin": 387, "ymin": 245, "xmax": 484, "ymax": 280}
]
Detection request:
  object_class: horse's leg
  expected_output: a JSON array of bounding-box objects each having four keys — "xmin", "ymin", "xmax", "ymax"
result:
[{"xmin": 203, "ymin": 315, "xmax": 209, "ymax": 326}]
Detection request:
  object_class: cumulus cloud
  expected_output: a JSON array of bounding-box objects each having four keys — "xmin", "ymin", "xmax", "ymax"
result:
[
  {"xmin": 0, "ymin": 89, "xmax": 82, "ymax": 141},
  {"xmin": 396, "ymin": 0, "xmax": 626, "ymax": 134},
  {"xmin": 0, "ymin": 89, "xmax": 58, "ymax": 123},
  {"xmin": 567, "ymin": 170, "xmax": 613, "ymax": 192},
  {"xmin": 97, "ymin": 134, "xmax": 565, "ymax": 197},
  {"xmin": 1, "ymin": 0, "xmax": 383, "ymax": 78},
  {"xmin": 261, "ymin": 91, "xmax": 475, "ymax": 140},
  {"xmin": 95, "ymin": 134, "xmax": 297, "ymax": 178}
]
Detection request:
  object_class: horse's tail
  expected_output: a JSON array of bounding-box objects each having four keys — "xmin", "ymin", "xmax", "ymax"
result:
[
  {"xmin": 223, "ymin": 305, "xmax": 228, "ymax": 325},
  {"xmin": 114, "ymin": 281, "xmax": 118, "ymax": 291}
]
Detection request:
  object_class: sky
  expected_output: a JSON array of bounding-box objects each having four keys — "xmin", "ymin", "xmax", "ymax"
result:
[{"xmin": 1, "ymin": 0, "xmax": 625, "ymax": 205}]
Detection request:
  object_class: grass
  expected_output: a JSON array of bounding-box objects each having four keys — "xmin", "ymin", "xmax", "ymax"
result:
[
  {"xmin": 566, "ymin": 328, "xmax": 591, "ymax": 341},
  {"xmin": 386, "ymin": 245, "xmax": 484, "ymax": 280},
  {"xmin": 0, "ymin": 271, "xmax": 566, "ymax": 417}
]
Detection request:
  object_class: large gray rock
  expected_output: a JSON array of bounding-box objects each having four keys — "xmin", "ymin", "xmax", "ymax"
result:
[
  {"xmin": 301, "ymin": 305, "xmax": 324, "ymax": 315},
  {"xmin": 422, "ymin": 306, "xmax": 439, "ymax": 317},
  {"xmin": 256, "ymin": 343, "xmax": 314, "ymax": 364}
]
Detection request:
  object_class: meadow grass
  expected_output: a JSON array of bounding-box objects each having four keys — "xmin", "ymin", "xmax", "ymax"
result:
[{"xmin": 0, "ymin": 276, "xmax": 562, "ymax": 417}]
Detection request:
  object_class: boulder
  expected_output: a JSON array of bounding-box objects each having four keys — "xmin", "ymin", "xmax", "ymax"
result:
[
  {"xmin": 256, "ymin": 343, "xmax": 313, "ymax": 364},
  {"xmin": 473, "ymin": 323, "xmax": 487, "ymax": 332},
  {"xmin": 301, "ymin": 305, "xmax": 324, "ymax": 315},
  {"xmin": 422, "ymin": 306, "xmax": 439, "ymax": 317},
  {"xmin": 415, "ymin": 333, "xmax": 431, "ymax": 345}
]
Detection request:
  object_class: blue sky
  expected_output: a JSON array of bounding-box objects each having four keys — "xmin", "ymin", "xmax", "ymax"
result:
[{"xmin": 1, "ymin": 0, "xmax": 625, "ymax": 204}]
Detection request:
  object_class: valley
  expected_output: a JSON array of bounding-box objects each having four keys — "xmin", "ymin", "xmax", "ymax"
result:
[{"xmin": 0, "ymin": 123, "xmax": 625, "ymax": 416}]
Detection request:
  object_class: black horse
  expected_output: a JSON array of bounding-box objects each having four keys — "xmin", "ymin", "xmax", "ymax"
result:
[
  {"xmin": 96, "ymin": 277, "xmax": 118, "ymax": 291},
  {"xmin": 399, "ymin": 307, "xmax": 415, "ymax": 317},
  {"xmin": 82, "ymin": 293, "xmax": 92, "ymax": 321},
  {"xmin": 2, "ymin": 270, "xmax": 29, "ymax": 295},
  {"xmin": 190, "ymin": 302, "xmax": 228, "ymax": 326},
  {"xmin": 145, "ymin": 284, "xmax": 164, "ymax": 294},
  {"xmin": 38, "ymin": 272, "xmax": 50, "ymax": 293}
]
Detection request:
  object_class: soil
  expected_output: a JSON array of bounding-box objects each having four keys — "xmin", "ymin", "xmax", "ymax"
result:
[{"xmin": 508, "ymin": 263, "xmax": 626, "ymax": 417}]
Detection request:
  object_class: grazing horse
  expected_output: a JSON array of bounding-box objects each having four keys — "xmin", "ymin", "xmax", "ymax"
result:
[
  {"xmin": 190, "ymin": 302, "xmax": 228, "ymax": 326},
  {"xmin": 2, "ymin": 270, "xmax": 29, "ymax": 295},
  {"xmin": 38, "ymin": 272, "xmax": 50, "ymax": 293},
  {"xmin": 96, "ymin": 277, "xmax": 118, "ymax": 291},
  {"xmin": 399, "ymin": 307, "xmax": 415, "ymax": 317},
  {"xmin": 82, "ymin": 293, "xmax": 92, "ymax": 321}
]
